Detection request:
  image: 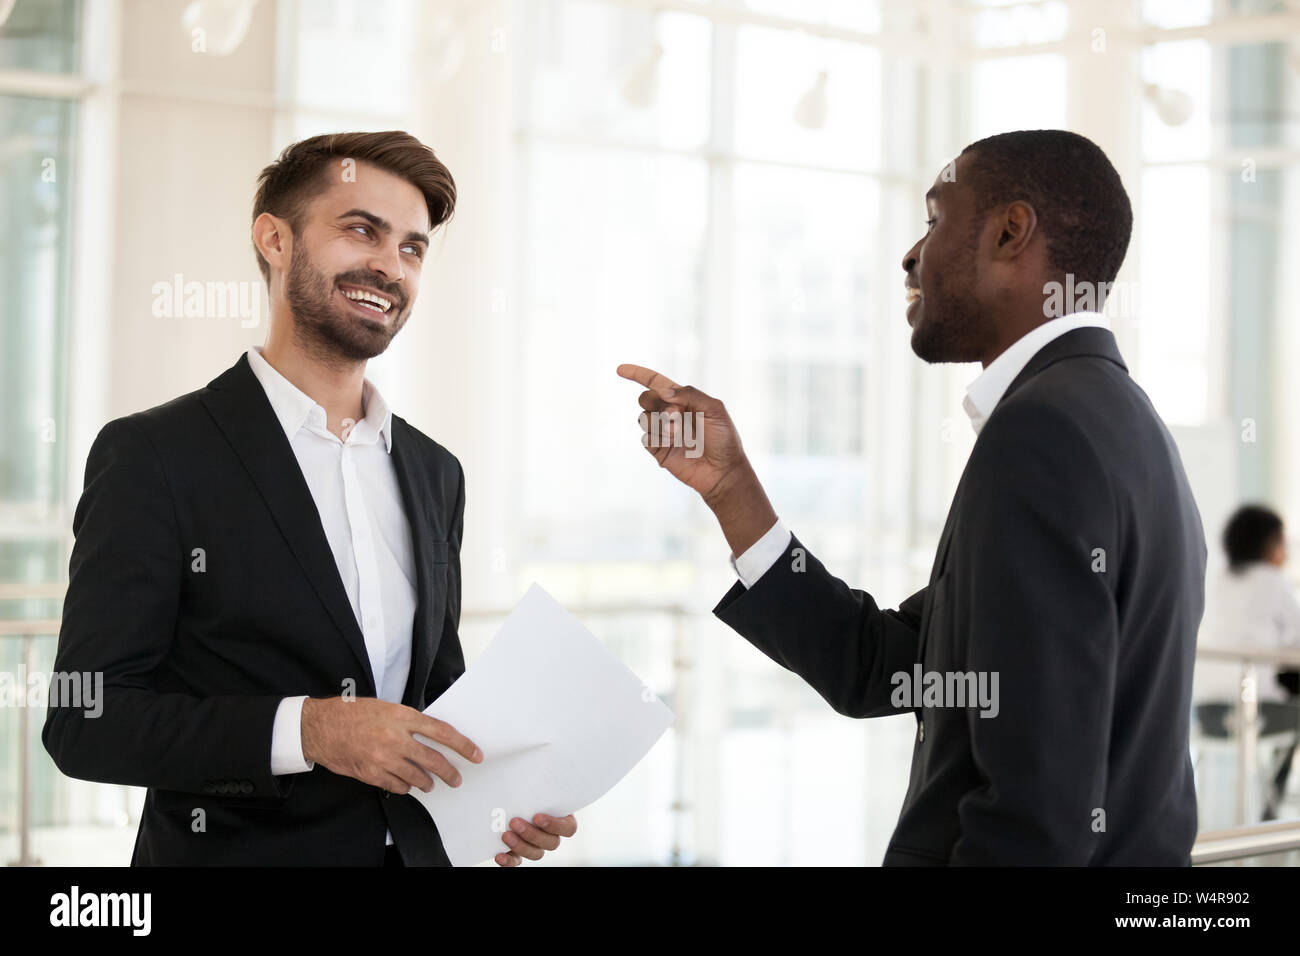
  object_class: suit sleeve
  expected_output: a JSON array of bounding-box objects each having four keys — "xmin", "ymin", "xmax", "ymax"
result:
[
  {"xmin": 425, "ymin": 457, "xmax": 467, "ymax": 703},
  {"xmin": 42, "ymin": 418, "xmax": 290, "ymax": 798},
  {"xmin": 714, "ymin": 533, "xmax": 926, "ymax": 718},
  {"xmin": 949, "ymin": 401, "xmax": 1118, "ymax": 865}
]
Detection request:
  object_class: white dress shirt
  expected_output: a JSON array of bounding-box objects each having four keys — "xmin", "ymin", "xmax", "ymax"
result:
[
  {"xmin": 961, "ymin": 311, "xmax": 1109, "ymax": 436},
  {"xmin": 247, "ymin": 345, "xmax": 417, "ymax": 846},
  {"xmin": 1197, "ymin": 563, "xmax": 1300, "ymax": 704},
  {"xmin": 730, "ymin": 312, "xmax": 1112, "ymax": 588}
]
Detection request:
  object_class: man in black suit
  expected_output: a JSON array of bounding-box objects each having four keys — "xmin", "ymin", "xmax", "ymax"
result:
[
  {"xmin": 44, "ymin": 131, "xmax": 576, "ymax": 866},
  {"xmin": 619, "ymin": 130, "xmax": 1207, "ymax": 864}
]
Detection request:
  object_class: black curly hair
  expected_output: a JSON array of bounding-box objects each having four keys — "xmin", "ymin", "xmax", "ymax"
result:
[
  {"xmin": 959, "ymin": 130, "xmax": 1133, "ymax": 291},
  {"xmin": 1222, "ymin": 504, "xmax": 1284, "ymax": 573}
]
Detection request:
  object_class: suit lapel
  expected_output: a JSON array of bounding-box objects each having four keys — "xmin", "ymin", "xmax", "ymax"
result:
[
  {"xmin": 200, "ymin": 353, "xmax": 377, "ymax": 693},
  {"xmin": 389, "ymin": 416, "xmax": 436, "ymax": 710},
  {"xmin": 916, "ymin": 326, "xmax": 1129, "ymax": 663}
]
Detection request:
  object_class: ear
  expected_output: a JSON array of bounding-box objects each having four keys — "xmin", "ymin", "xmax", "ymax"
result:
[
  {"xmin": 252, "ymin": 212, "xmax": 290, "ymax": 280},
  {"xmin": 991, "ymin": 199, "xmax": 1038, "ymax": 259}
]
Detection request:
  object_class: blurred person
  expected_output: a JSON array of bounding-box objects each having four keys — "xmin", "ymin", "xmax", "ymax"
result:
[
  {"xmin": 43, "ymin": 131, "xmax": 575, "ymax": 867},
  {"xmin": 1197, "ymin": 504, "xmax": 1300, "ymax": 819},
  {"xmin": 620, "ymin": 130, "xmax": 1207, "ymax": 864},
  {"xmin": 1200, "ymin": 504, "xmax": 1300, "ymax": 704}
]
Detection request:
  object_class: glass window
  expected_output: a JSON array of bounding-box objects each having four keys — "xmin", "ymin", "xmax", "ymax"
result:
[
  {"xmin": 1142, "ymin": 0, "xmax": 1214, "ymax": 30},
  {"xmin": 0, "ymin": 0, "xmax": 80, "ymax": 73},
  {"xmin": 970, "ymin": 54, "xmax": 1065, "ymax": 139},
  {"xmin": 969, "ymin": 0, "xmax": 1068, "ymax": 49},
  {"xmin": 1137, "ymin": 164, "xmax": 1212, "ymax": 425},
  {"xmin": 0, "ymin": 7, "xmax": 81, "ymax": 856},
  {"xmin": 1141, "ymin": 40, "xmax": 1211, "ymax": 164},
  {"xmin": 290, "ymin": 0, "xmax": 419, "ymax": 117},
  {"xmin": 734, "ymin": 26, "xmax": 881, "ymax": 169},
  {"xmin": 741, "ymin": 0, "xmax": 881, "ymax": 33},
  {"xmin": 0, "ymin": 93, "xmax": 77, "ymax": 567},
  {"xmin": 518, "ymin": 143, "xmax": 708, "ymax": 552},
  {"xmin": 520, "ymin": 0, "xmax": 711, "ymax": 151}
]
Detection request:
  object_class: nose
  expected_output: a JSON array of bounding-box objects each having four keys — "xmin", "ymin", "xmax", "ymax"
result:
[
  {"xmin": 366, "ymin": 244, "xmax": 405, "ymax": 283},
  {"xmin": 902, "ymin": 238, "xmax": 921, "ymax": 275}
]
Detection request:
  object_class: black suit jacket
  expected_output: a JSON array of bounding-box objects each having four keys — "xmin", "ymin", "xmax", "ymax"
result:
[
  {"xmin": 43, "ymin": 352, "xmax": 466, "ymax": 866},
  {"xmin": 714, "ymin": 327, "xmax": 1207, "ymax": 865}
]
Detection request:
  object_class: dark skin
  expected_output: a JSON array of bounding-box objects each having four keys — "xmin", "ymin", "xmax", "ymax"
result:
[{"xmin": 617, "ymin": 149, "xmax": 1063, "ymax": 556}]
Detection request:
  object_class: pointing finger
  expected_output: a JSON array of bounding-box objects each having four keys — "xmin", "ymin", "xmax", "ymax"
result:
[{"xmin": 616, "ymin": 363, "xmax": 681, "ymax": 393}]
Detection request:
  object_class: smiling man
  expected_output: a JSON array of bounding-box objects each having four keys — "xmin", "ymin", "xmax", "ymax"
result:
[
  {"xmin": 619, "ymin": 129, "xmax": 1208, "ymax": 865},
  {"xmin": 44, "ymin": 131, "xmax": 575, "ymax": 867}
]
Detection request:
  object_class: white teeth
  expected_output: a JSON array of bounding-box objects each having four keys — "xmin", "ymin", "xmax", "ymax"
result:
[
  {"xmin": 343, "ymin": 288, "xmax": 392, "ymax": 312},
  {"xmin": 906, "ymin": 288, "xmax": 921, "ymax": 302}
]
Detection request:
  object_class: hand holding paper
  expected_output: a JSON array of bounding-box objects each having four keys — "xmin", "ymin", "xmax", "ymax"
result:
[
  {"xmin": 495, "ymin": 812, "xmax": 578, "ymax": 867},
  {"xmin": 412, "ymin": 583, "xmax": 675, "ymax": 866}
]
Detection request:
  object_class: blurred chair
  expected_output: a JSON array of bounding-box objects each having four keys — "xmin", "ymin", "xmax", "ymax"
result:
[{"xmin": 1194, "ymin": 697, "xmax": 1300, "ymax": 823}]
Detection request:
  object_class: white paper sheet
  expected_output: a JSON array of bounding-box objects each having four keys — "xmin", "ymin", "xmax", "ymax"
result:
[{"xmin": 411, "ymin": 583, "xmax": 675, "ymax": 866}]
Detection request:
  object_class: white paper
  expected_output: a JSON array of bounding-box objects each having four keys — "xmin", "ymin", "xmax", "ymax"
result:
[{"xmin": 411, "ymin": 583, "xmax": 675, "ymax": 866}]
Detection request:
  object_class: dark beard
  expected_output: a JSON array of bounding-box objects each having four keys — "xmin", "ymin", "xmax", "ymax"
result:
[
  {"xmin": 283, "ymin": 240, "xmax": 405, "ymax": 365},
  {"xmin": 909, "ymin": 224, "xmax": 994, "ymax": 364},
  {"xmin": 909, "ymin": 275, "xmax": 993, "ymax": 364}
]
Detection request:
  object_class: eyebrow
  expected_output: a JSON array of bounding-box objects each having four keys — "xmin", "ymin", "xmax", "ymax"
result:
[
  {"xmin": 924, "ymin": 185, "xmax": 941, "ymax": 203},
  {"xmin": 337, "ymin": 208, "xmax": 429, "ymax": 248}
]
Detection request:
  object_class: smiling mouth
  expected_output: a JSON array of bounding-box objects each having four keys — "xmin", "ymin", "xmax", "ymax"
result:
[
  {"xmin": 338, "ymin": 284, "xmax": 396, "ymax": 317},
  {"xmin": 905, "ymin": 287, "xmax": 922, "ymax": 304}
]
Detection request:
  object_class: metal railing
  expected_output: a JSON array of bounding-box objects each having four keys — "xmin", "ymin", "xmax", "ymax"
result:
[
  {"xmin": 1193, "ymin": 644, "xmax": 1300, "ymax": 828},
  {"xmin": 4, "ymin": 582, "xmax": 1300, "ymax": 865},
  {"xmin": 0, "ymin": 588, "xmax": 696, "ymax": 866},
  {"xmin": 1192, "ymin": 819, "xmax": 1300, "ymax": 865},
  {"xmin": 0, "ymin": 622, "xmax": 57, "ymax": 867}
]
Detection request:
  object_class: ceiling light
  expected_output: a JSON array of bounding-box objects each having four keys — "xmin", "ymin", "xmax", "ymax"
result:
[
  {"xmin": 1144, "ymin": 82, "xmax": 1194, "ymax": 127},
  {"xmin": 622, "ymin": 41, "xmax": 664, "ymax": 109},
  {"xmin": 794, "ymin": 70, "xmax": 829, "ymax": 130}
]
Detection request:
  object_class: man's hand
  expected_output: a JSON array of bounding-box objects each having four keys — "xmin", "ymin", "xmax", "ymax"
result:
[
  {"xmin": 495, "ymin": 813, "xmax": 578, "ymax": 867},
  {"xmin": 615, "ymin": 364, "xmax": 746, "ymax": 499},
  {"xmin": 616, "ymin": 364, "xmax": 778, "ymax": 557},
  {"xmin": 300, "ymin": 696, "xmax": 483, "ymax": 794}
]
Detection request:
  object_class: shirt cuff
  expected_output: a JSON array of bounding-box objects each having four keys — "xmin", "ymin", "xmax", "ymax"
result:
[
  {"xmin": 271, "ymin": 695, "xmax": 315, "ymax": 775},
  {"xmin": 730, "ymin": 519, "xmax": 791, "ymax": 589}
]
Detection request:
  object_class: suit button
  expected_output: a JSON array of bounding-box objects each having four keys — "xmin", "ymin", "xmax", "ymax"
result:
[{"xmin": 918, "ymin": 720, "xmax": 925, "ymax": 743}]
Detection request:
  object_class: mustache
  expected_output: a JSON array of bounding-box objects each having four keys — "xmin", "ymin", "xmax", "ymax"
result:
[{"xmin": 334, "ymin": 272, "xmax": 405, "ymax": 309}]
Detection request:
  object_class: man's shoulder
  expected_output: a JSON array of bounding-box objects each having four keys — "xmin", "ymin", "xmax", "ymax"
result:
[
  {"xmin": 92, "ymin": 383, "xmax": 216, "ymax": 456},
  {"xmin": 96, "ymin": 352, "xmax": 254, "ymax": 444},
  {"xmin": 988, "ymin": 349, "xmax": 1158, "ymax": 450},
  {"xmin": 391, "ymin": 413, "xmax": 462, "ymax": 477},
  {"xmin": 967, "ymin": 357, "xmax": 1131, "ymax": 495}
]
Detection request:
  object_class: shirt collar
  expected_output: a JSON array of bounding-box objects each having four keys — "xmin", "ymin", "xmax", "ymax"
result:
[
  {"xmin": 962, "ymin": 311, "xmax": 1110, "ymax": 435},
  {"xmin": 246, "ymin": 346, "xmax": 393, "ymax": 452}
]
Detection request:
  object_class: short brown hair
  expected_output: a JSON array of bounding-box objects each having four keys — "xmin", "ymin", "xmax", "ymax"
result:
[{"xmin": 250, "ymin": 130, "xmax": 456, "ymax": 284}]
